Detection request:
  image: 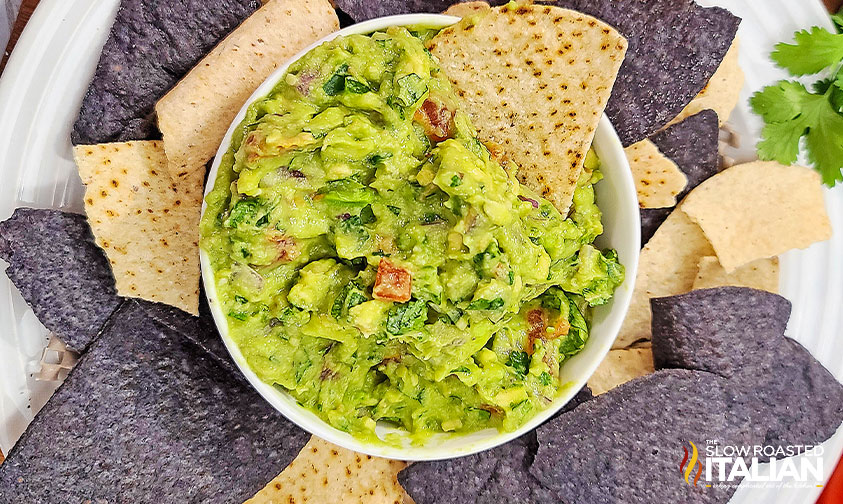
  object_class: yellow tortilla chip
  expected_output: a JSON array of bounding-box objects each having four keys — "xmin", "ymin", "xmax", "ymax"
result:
[
  {"xmin": 443, "ymin": 1, "xmax": 491, "ymax": 16},
  {"xmin": 428, "ymin": 3, "xmax": 627, "ymax": 213},
  {"xmin": 588, "ymin": 345, "xmax": 654, "ymax": 395},
  {"xmin": 156, "ymin": 0, "xmax": 339, "ymax": 179},
  {"xmin": 681, "ymin": 161, "xmax": 831, "ymax": 273},
  {"xmin": 73, "ymin": 141, "xmax": 203, "ymax": 315},
  {"xmin": 624, "ymin": 140, "xmax": 687, "ymax": 208},
  {"xmin": 614, "ymin": 208, "xmax": 714, "ymax": 348},
  {"xmin": 693, "ymin": 256, "xmax": 779, "ymax": 293},
  {"xmin": 667, "ymin": 39, "xmax": 743, "ymax": 127},
  {"xmin": 245, "ymin": 437, "xmax": 408, "ymax": 504}
]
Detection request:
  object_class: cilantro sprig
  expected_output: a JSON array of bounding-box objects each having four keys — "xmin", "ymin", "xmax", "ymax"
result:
[{"xmin": 750, "ymin": 20, "xmax": 843, "ymax": 186}]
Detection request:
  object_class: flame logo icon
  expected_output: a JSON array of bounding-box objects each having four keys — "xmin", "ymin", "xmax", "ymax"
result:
[{"xmin": 679, "ymin": 441, "xmax": 704, "ymax": 486}]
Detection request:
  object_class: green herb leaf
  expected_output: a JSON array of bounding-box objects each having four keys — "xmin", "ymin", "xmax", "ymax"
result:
[
  {"xmin": 449, "ymin": 174, "xmax": 463, "ymax": 187},
  {"xmin": 323, "ymin": 64, "xmax": 349, "ymax": 96},
  {"xmin": 772, "ymin": 27, "xmax": 843, "ymax": 75},
  {"xmin": 539, "ymin": 371, "xmax": 552, "ymax": 386},
  {"xmin": 751, "ymin": 80, "xmax": 843, "ymax": 185},
  {"xmin": 225, "ymin": 197, "xmax": 261, "ymax": 228},
  {"xmin": 385, "ymin": 299, "xmax": 427, "ymax": 335},
  {"xmin": 345, "ymin": 78, "xmax": 370, "ymax": 94},
  {"xmin": 360, "ymin": 204, "xmax": 376, "ymax": 225},
  {"xmin": 466, "ymin": 298, "xmax": 505, "ymax": 310},
  {"xmin": 506, "ymin": 351, "xmax": 530, "ymax": 377},
  {"xmin": 395, "ymin": 73, "xmax": 428, "ymax": 107}
]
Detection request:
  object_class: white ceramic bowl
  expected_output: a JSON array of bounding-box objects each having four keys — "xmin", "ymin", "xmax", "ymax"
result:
[{"xmin": 200, "ymin": 13, "xmax": 640, "ymax": 461}]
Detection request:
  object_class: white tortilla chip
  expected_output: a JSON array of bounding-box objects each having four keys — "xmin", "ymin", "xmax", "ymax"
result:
[
  {"xmin": 428, "ymin": 3, "xmax": 627, "ymax": 213},
  {"xmin": 614, "ymin": 208, "xmax": 714, "ymax": 348},
  {"xmin": 74, "ymin": 141, "xmax": 204, "ymax": 315},
  {"xmin": 667, "ymin": 39, "xmax": 743, "ymax": 127},
  {"xmin": 245, "ymin": 437, "xmax": 408, "ymax": 504},
  {"xmin": 693, "ymin": 256, "xmax": 779, "ymax": 293},
  {"xmin": 624, "ymin": 139, "xmax": 687, "ymax": 208},
  {"xmin": 443, "ymin": 1, "xmax": 491, "ymax": 16},
  {"xmin": 588, "ymin": 345, "xmax": 654, "ymax": 395},
  {"xmin": 681, "ymin": 161, "xmax": 831, "ymax": 273},
  {"xmin": 156, "ymin": 0, "xmax": 339, "ymax": 179}
]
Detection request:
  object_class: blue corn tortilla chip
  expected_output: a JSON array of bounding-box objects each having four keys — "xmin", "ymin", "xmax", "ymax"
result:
[
  {"xmin": 532, "ymin": 369, "xmax": 750, "ymax": 504},
  {"xmin": 0, "ymin": 208, "xmax": 121, "ymax": 352},
  {"xmin": 399, "ymin": 387, "xmax": 592, "ymax": 504},
  {"xmin": 72, "ymin": 0, "xmax": 260, "ymax": 144},
  {"xmin": 651, "ymin": 287, "xmax": 843, "ymax": 457},
  {"xmin": 640, "ymin": 109, "xmax": 720, "ymax": 245},
  {"xmin": 546, "ymin": 0, "xmax": 739, "ymax": 146},
  {"xmin": 0, "ymin": 300, "xmax": 310, "ymax": 503},
  {"xmin": 137, "ymin": 296, "xmax": 238, "ymax": 377}
]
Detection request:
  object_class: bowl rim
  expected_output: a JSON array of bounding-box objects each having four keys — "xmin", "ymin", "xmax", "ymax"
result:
[{"xmin": 199, "ymin": 12, "xmax": 640, "ymax": 461}]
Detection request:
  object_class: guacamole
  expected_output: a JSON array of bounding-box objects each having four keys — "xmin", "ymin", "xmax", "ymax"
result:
[{"xmin": 200, "ymin": 27, "xmax": 624, "ymax": 440}]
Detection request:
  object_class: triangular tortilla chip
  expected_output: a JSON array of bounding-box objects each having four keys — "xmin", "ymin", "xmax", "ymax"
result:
[
  {"xmin": 624, "ymin": 140, "xmax": 687, "ymax": 209},
  {"xmin": 74, "ymin": 141, "xmax": 203, "ymax": 314},
  {"xmin": 156, "ymin": 0, "xmax": 339, "ymax": 179},
  {"xmin": 427, "ymin": 3, "xmax": 626, "ymax": 213},
  {"xmin": 588, "ymin": 345, "xmax": 654, "ymax": 395},
  {"xmin": 245, "ymin": 437, "xmax": 408, "ymax": 504},
  {"xmin": 667, "ymin": 39, "xmax": 743, "ymax": 127},
  {"xmin": 693, "ymin": 256, "xmax": 779, "ymax": 294},
  {"xmin": 681, "ymin": 161, "xmax": 831, "ymax": 273},
  {"xmin": 443, "ymin": 1, "xmax": 491, "ymax": 16},
  {"xmin": 614, "ymin": 208, "xmax": 714, "ymax": 348}
]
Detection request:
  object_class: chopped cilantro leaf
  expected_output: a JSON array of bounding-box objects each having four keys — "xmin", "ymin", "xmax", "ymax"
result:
[
  {"xmin": 539, "ymin": 371, "xmax": 552, "ymax": 386},
  {"xmin": 506, "ymin": 351, "xmax": 530, "ymax": 376},
  {"xmin": 466, "ymin": 298, "xmax": 505, "ymax": 310},
  {"xmin": 345, "ymin": 78, "xmax": 370, "ymax": 94},
  {"xmin": 386, "ymin": 299, "xmax": 427, "ymax": 335}
]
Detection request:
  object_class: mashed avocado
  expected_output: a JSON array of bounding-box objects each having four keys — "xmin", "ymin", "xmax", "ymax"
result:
[{"xmin": 200, "ymin": 27, "xmax": 624, "ymax": 440}]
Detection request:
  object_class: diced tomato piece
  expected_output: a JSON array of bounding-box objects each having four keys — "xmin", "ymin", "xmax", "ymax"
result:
[
  {"xmin": 269, "ymin": 233, "xmax": 299, "ymax": 263},
  {"xmin": 526, "ymin": 308, "xmax": 547, "ymax": 355},
  {"xmin": 414, "ymin": 99, "xmax": 455, "ymax": 142},
  {"xmin": 373, "ymin": 258, "xmax": 412, "ymax": 302}
]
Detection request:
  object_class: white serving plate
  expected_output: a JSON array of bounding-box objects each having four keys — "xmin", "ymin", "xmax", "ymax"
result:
[
  {"xmin": 199, "ymin": 13, "xmax": 639, "ymax": 461},
  {"xmin": 0, "ymin": 0, "xmax": 840, "ymax": 498}
]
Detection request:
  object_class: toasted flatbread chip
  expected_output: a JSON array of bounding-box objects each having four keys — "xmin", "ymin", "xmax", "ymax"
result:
[
  {"xmin": 614, "ymin": 208, "xmax": 714, "ymax": 348},
  {"xmin": 667, "ymin": 40, "xmax": 743, "ymax": 128},
  {"xmin": 427, "ymin": 3, "xmax": 627, "ymax": 213},
  {"xmin": 74, "ymin": 141, "xmax": 203, "ymax": 315},
  {"xmin": 547, "ymin": 0, "xmax": 740, "ymax": 146},
  {"xmin": 588, "ymin": 345, "xmax": 654, "ymax": 395},
  {"xmin": 246, "ymin": 437, "xmax": 407, "ymax": 504},
  {"xmin": 693, "ymin": 256, "xmax": 779, "ymax": 294},
  {"xmin": 156, "ymin": 0, "xmax": 339, "ymax": 179},
  {"xmin": 443, "ymin": 1, "xmax": 491, "ymax": 16},
  {"xmin": 681, "ymin": 161, "xmax": 832, "ymax": 273},
  {"xmin": 624, "ymin": 140, "xmax": 687, "ymax": 209}
]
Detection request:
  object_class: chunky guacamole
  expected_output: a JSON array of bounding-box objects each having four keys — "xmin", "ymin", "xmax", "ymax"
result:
[{"xmin": 200, "ymin": 27, "xmax": 624, "ymax": 440}]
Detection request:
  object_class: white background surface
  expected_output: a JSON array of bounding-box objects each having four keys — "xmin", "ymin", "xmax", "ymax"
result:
[{"xmin": 0, "ymin": 0, "xmax": 840, "ymax": 501}]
